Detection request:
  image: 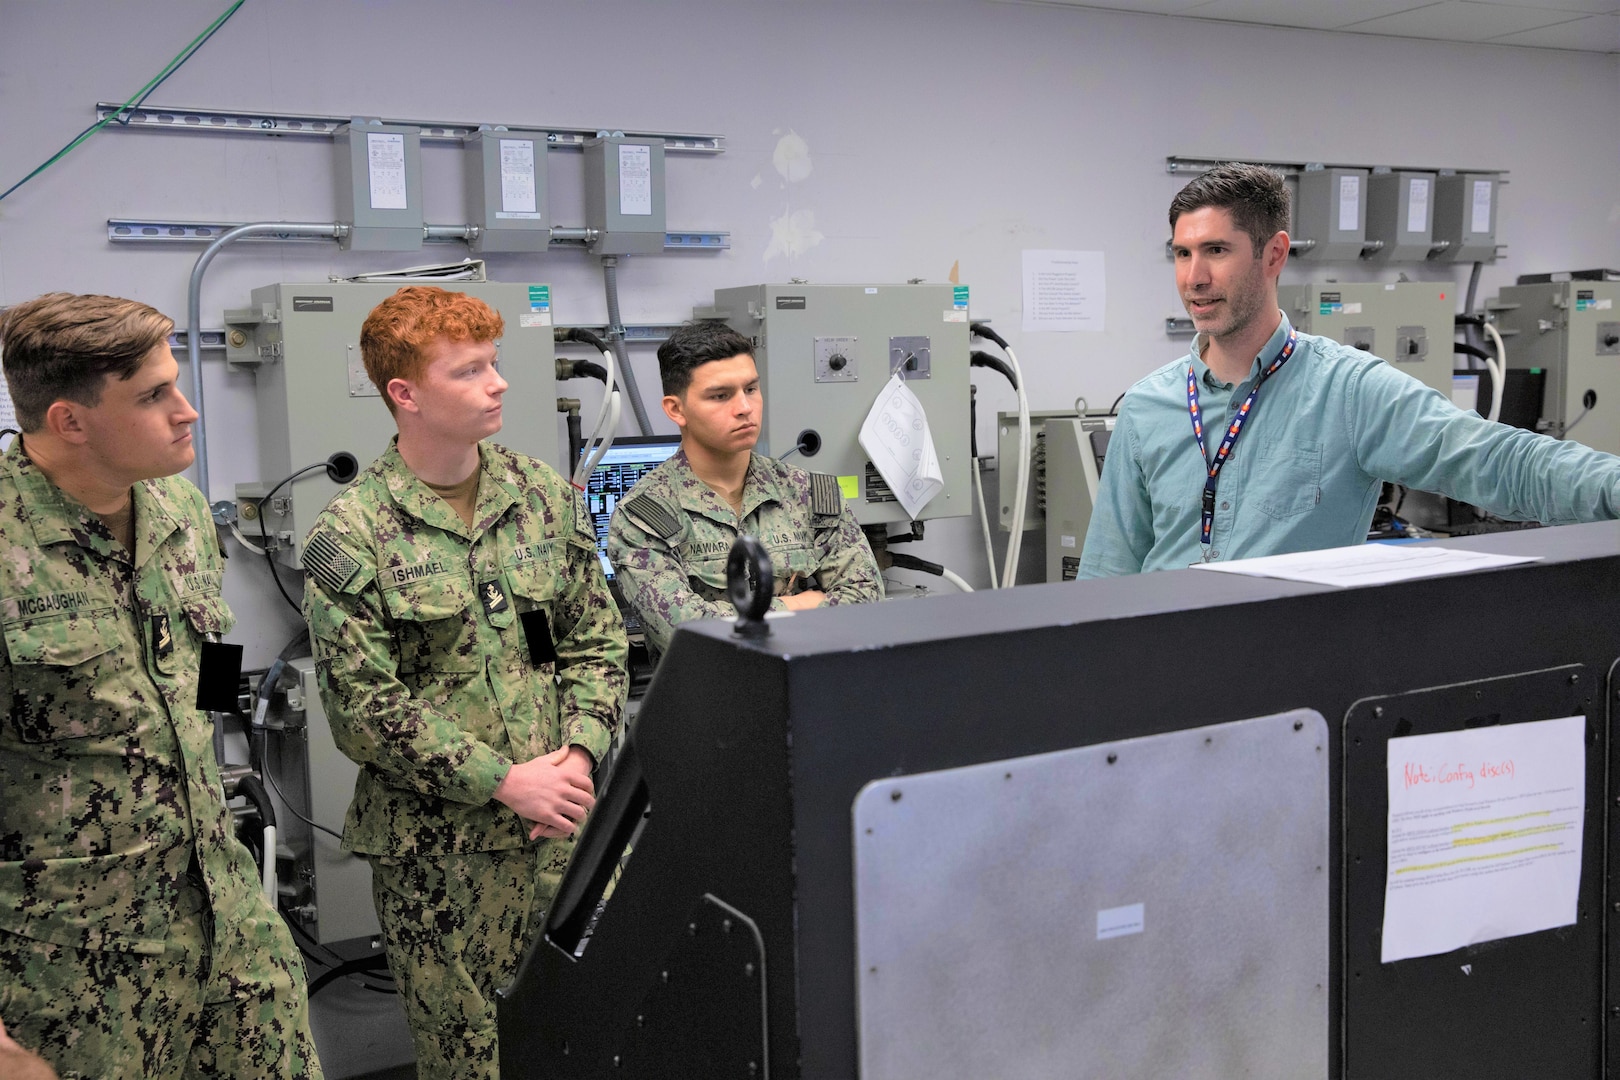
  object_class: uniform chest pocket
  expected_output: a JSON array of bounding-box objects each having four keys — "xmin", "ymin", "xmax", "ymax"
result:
[
  {"xmin": 380, "ymin": 576, "xmax": 481, "ymax": 675},
  {"xmin": 774, "ymin": 543, "xmax": 818, "ymax": 592},
  {"xmin": 1254, "ymin": 442, "xmax": 1324, "ymax": 520},
  {"xmin": 686, "ymin": 558, "xmax": 730, "ymax": 602},
  {"xmin": 507, "ymin": 551, "xmax": 559, "ymax": 611},
  {"xmin": 5, "ymin": 608, "xmax": 133, "ymax": 743}
]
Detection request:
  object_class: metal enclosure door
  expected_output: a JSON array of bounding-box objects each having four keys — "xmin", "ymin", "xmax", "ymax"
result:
[{"xmin": 708, "ymin": 284, "xmax": 971, "ymax": 526}]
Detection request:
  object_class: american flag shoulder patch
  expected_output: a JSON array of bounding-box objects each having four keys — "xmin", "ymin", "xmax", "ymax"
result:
[{"xmin": 303, "ymin": 529, "xmax": 363, "ymax": 593}]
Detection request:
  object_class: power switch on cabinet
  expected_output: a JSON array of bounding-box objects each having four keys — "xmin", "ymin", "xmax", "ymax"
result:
[
  {"xmin": 815, "ymin": 337, "xmax": 859, "ymax": 383},
  {"xmin": 889, "ymin": 336, "xmax": 931, "ymax": 379},
  {"xmin": 1597, "ymin": 323, "xmax": 1620, "ymax": 357},
  {"xmin": 1395, "ymin": 326, "xmax": 1429, "ymax": 364}
]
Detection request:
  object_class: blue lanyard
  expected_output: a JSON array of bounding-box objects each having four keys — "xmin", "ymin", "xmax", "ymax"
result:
[{"xmin": 1187, "ymin": 328, "xmax": 1298, "ymax": 554}]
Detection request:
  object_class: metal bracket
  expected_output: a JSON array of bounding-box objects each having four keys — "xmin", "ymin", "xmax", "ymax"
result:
[
  {"xmin": 96, "ymin": 102, "xmax": 724, "ymax": 154},
  {"xmin": 108, "ymin": 219, "xmax": 727, "ymax": 251}
]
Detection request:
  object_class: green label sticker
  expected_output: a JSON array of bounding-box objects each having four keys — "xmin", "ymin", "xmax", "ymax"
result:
[
  {"xmin": 528, "ymin": 285, "xmax": 551, "ymax": 312},
  {"xmin": 953, "ymin": 285, "xmax": 970, "ymax": 310},
  {"xmin": 837, "ymin": 475, "xmax": 859, "ymax": 500}
]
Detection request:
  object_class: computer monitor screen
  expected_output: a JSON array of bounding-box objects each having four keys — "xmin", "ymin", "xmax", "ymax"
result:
[{"xmin": 582, "ymin": 436, "xmax": 681, "ymax": 579}]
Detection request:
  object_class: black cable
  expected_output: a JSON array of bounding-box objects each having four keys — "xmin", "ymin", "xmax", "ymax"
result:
[
  {"xmin": 1454, "ymin": 342, "xmax": 1494, "ymax": 362},
  {"xmin": 559, "ymin": 327, "xmax": 612, "ymax": 352},
  {"xmin": 969, "ymin": 322, "xmax": 1010, "ymax": 351},
  {"xmin": 1108, "ymin": 391, "xmax": 1128, "ymax": 416},
  {"xmin": 0, "ymin": 427, "xmax": 18, "ymax": 449},
  {"xmin": 570, "ymin": 359, "xmax": 608, "ymax": 383},
  {"xmin": 970, "ymin": 350, "xmax": 1018, "ymax": 391},
  {"xmin": 889, "ymin": 552, "xmax": 945, "ymax": 577},
  {"xmin": 253, "ymin": 728, "xmax": 346, "ymax": 842},
  {"xmin": 280, "ymin": 901, "xmax": 395, "ymax": 994},
  {"xmin": 307, "ymin": 955, "xmax": 398, "ymax": 998},
  {"xmin": 255, "ymin": 461, "xmax": 327, "ymax": 614}
]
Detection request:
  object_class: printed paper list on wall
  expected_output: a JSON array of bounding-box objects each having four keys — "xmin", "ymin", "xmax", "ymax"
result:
[
  {"xmin": 366, "ymin": 132, "xmax": 408, "ymax": 211},
  {"xmin": 1021, "ymin": 250, "xmax": 1105, "ymax": 333},
  {"xmin": 1381, "ymin": 715, "xmax": 1585, "ymax": 964}
]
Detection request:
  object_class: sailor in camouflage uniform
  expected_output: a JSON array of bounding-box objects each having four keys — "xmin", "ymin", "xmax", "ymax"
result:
[
  {"xmin": 0, "ymin": 294, "xmax": 321, "ymax": 1079},
  {"xmin": 301, "ymin": 287, "xmax": 626, "ymax": 1080},
  {"xmin": 608, "ymin": 320, "xmax": 882, "ymax": 657}
]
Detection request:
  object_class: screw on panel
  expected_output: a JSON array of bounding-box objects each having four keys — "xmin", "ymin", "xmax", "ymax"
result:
[
  {"xmin": 1107, "ymin": 753, "xmax": 1118, "ymax": 764},
  {"xmin": 636, "ymin": 1014, "xmax": 645, "ymax": 1027},
  {"xmin": 661, "ymin": 970, "xmax": 669, "ymax": 983},
  {"xmin": 749, "ymin": 1063, "xmax": 759, "ymax": 1076},
  {"xmin": 722, "ymin": 919, "xmax": 732, "ymax": 933},
  {"xmin": 613, "ymin": 1056, "xmax": 621, "ymax": 1068},
  {"xmin": 890, "ymin": 790, "xmax": 902, "ymax": 802},
  {"xmin": 744, "ymin": 962, "xmax": 756, "ymax": 977},
  {"xmin": 1373, "ymin": 706, "xmax": 1385, "ymax": 718},
  {"xmin": 1570, "ymin": 673, "xmax": 1580, "ymax": 684},
  {"xmin": 688, "ymin": 922, "xmax": 697, "ymax": 936},
  {"xmin": 1294, "ymin": 720, "xmax": 1304, "ymax": 731}
]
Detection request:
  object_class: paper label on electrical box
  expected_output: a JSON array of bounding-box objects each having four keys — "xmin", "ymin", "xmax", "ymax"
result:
[
  {"xmin": 837, "ymin": 475, "xmax": 859, "ymax": 500},
  {"xmin": 953, "ymin": 285, "xmax": 970, "ymax": 310},
  {"xmin": 1407, "ymin": 176, "xmax": 1430, "ymax": 234},
  {"xmin": 1097, "ymin": 902, "xmax": 1144, "ymax": 941},
  {"xmin": 519, "ymin": 313, "xmax": 552, "ymax": 328},
  {"xmin": 528, "ymin": 285, "xmax": 550, "ymax": 312},
  {"xmin": 1060, "ymin": 534, "xmax": 1077, "ymax": 549},
  {"xmin": 943, "ymin": 310, "xmax": 967, "ymax": 323},
  {"xmin": 498, "ymin": 139, "xmax": 538, "ymax": 215},
  {"xmin": 1471, "ymin": 179, "xmax": 1493, "ymax": 235},
  {"xmin": 1342, "ymin": 302, "xmax": 1363, "ymax": 315},
  {"xmin": 618, "ymin": 143, "xmax": 653, "ymax": 216},
  {"xmin": 1337, "ymin": 174, "xmax": 1360, "ymax": 232},
  {"xmin": 366, "ymin": 132, "xmax": 409, "ymax": 211}
]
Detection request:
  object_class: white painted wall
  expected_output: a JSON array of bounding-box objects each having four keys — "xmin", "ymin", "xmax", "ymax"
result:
[{"xmin": 2, "ymin": 0, "xmax": 1617, "ymax": 663}]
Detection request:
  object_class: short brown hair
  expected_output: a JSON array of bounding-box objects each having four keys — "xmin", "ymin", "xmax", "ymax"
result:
[
  {"xmin": 0, "ymin": 293, "xmax": 174, "ymax": 432},
  {"xmin": 1169, "ymin": 162, "xmax": 1291, "ymax": 257},
  {"xmin": 359, "ymin": 286, "xmax": 505, "ymax": 413}
]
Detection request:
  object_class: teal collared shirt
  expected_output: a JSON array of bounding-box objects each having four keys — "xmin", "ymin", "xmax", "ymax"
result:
[{"xmin": 1079, "ymin": 313, "xmax": 1620, "ymax": 577}]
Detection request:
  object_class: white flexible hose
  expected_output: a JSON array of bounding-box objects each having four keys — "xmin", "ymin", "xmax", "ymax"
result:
[
  {"xmin": 1000, "ymin": 344, "xmax": 1032, "ymax": 588},
  {"xmin": 261, "ymin": 823, "xmax": 277, "ymax": 902},
  {"xmin": 972, "ymin": 461, "xmax": 999, "ymax": 590},
  {"xmin": 938, "ymin": 566, "xmax": 974, "ymax": 593},
  {"xmin": 572, "ymin": 347, "xmax": 619, "ymax": 488},
  {"xmin": 578, "ymin": 392, "xmax": 623, "ymax": 479},
  {"xmin": 229, "ymin": 520, "xmax": 268, "ymax": 555},
  {"xmin": 1482, "ymin": 321, "xmax": 1507, "ymax": 425}
]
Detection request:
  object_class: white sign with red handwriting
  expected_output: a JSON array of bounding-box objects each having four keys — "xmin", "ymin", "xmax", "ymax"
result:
[{"xmin": 1382, "ymin": 715, "xmax": 1585, "ymax": 963}]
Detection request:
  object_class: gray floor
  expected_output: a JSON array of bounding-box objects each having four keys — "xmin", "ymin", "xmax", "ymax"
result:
[{"xmin": 307, "ymin": 968, "xmax": 416, "ymax": 1079}]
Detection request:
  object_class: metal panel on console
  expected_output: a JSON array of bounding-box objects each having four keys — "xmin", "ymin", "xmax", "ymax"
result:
[
  {"xmin": 1342, "ymin": 666, "xmax": 1602, "ymax": 1079},
  {"xmin": 854, "ymin": 709, "xmax": 1330, "ymax": 1080}
]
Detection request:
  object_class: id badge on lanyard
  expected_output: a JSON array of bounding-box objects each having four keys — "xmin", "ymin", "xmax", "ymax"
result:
[{"xmin": 1186, "ymin": 328, "xmax": 1298, "ymax": 564}]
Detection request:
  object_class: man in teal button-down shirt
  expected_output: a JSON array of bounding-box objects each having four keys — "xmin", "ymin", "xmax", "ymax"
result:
[{"xmin": 1079, "ymin": 162, "xmax": 1620, "ymax": 578}]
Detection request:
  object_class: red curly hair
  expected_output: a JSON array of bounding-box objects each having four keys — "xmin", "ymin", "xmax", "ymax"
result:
[{"xmin": 359, "ymin": 286, "xmax": 505, "ymax": 413}]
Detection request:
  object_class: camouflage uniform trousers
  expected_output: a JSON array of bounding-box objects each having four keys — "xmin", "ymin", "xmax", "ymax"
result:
[
  {"xmin": 370, "ymin": 840, "xmax": 572, "ymax": 1080},
  {"xmin": 0, "ymin": 871, "xmax": 321, "ymax": 1080}
]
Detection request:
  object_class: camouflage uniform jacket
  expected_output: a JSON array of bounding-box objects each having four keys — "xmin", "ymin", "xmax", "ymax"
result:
[
  {"xmin": 302, "ymin": 440, "xmax": 627, "ymax": 857},
  {"xmin": 0, "ymin": 439, "xmax": 256, "ymax": 954},
  {"xmin": 606, "ymin": 449, "xmax": 883, "ymax": 656}
]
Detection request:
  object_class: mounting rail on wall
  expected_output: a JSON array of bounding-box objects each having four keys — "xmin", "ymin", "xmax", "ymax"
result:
[
  {"xmin": 95, "ymin": 102, "xmax": 724, "ymax": 153},
  {"xmin": 1165, "ymin": 155, "xmax": 1505, "ymax": 178},
  {"xmin": 107, "ymin": 219, "xmax": 729, "ymax": 251}
]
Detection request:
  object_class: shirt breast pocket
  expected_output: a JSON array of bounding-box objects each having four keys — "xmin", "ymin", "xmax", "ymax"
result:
[
  {"xmin": 1254, "ymin": 442, "xmax": 1324, "ymax": 520},
  {"xmin": 5, "ymin": 609, "xmax": 133, "ymax": 743},
  {"xmin": 381, "ymin": 577, "xmax": 480, "ymax": 677}
]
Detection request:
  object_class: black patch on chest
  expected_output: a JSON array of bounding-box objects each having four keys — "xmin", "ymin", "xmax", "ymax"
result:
[
  {"xmin": 521, "ymin": 608, "xmax": 558, "ymax": 667},
  {"xmin": 196, "ymin": 641, "xmax": 245, "ymax": 711},
  {"xmin": 479, "ymin": 579, "xmax": 510, "ymax": 616}
]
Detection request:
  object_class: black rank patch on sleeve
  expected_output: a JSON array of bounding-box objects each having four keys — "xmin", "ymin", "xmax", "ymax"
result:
[
  {"xmin": 151, "ymin": 612, "xmax": 175, "ymax": 666},
  {"xmin": 520, "ymin": 608, "xmax": 558, "ymax": 667},
  {"xmin": 304, "ymin": 529, "xmax": 363, "ymax": 593},
  {"xmin": 479, "ymin": 579, "xmax": 510, "ymax": 616},
  {"xmin": 196, "ymin": 640, "xmax": 245, "ymax": 711}
]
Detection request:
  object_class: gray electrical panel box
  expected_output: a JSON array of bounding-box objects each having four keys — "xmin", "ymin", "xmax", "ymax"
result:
[
  {"xmin": 703, "ymin": 283, "xmax": 972, "ymax": 525},
  {"xmin": 465, "ymin": 131, "xmax": 549, "ymax": 253},
  {"xmin": 266, "ymin": 657, "xmax": 380, "ymax": 947},
  {"xmin": 1432, "ymin": 173, "xmax": 1498, "ymax": 263},
  {"xmin": 1043, "ymin": 414, "xmax": 1115, "ymax": 583},
  {"xmin": 1493, "ymin": 280, "xmax": 1620, "ymax": 455},
  {"xmin": 1279, "ymin": 281, "xmax": 1455, "ymax": 398},
  {"xmin": 585, "ymin": 136, "xmax": 666, "ymax": 255},
  {"xmin": 1365, "ymin": 170, "xmax": 1436, "ymax": 262},
  {"xmin": 333, "ymin": 119, "xmax": 424, "ymax": 251},
  {"xmin": 1294, "ymin": 167, "xmax": 1369, "ymax": 260},
  {"xmin": 225, "ymin": 281, "xmax": 560, "ymax": 566}
]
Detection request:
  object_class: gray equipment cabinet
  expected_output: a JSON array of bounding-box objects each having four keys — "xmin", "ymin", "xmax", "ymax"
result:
[
  {"xmin": 702, "ymin": 283, "xmax": 972, "ymax": 526},
  {"xmin": 1492, "ymin": 280, "xmax": 1620, "ymax": 455},
  {"xmin": 225, "ymin": 280, "xmax": 561, "ymax": 566},
  {"xmin": 1279, "ymin": 281, "xmax": 1455, "ymax": 399}
]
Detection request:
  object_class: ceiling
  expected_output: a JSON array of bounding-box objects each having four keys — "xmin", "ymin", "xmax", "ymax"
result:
[{"xmin": 1019, "ymin": 0, "xmax": 1620, "ymax": 53}]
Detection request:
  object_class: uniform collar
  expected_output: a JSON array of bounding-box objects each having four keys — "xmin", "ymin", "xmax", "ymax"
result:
[
  {"xmin": 1189, "ymin": 310, "xmax": 1294, "ymax": 391},
  {"xmin": 672, "ymin": 449, "xmax": 787, "ymax": 522},
  {"xmin": 380, "ymin": 438, "xmax": 519, "ymax": 540},
  {"xmin": 2, "ymin": 437, "xmax": 181, "ymax": 566}
]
